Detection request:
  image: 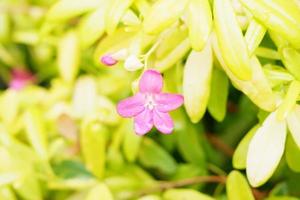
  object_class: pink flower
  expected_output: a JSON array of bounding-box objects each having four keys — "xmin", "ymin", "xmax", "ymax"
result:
[
  {"xmin": 117, "ymin": 69, "xmax": 184, "ymax": 135},
  {"xmin": 9, "ymin": 68, "xmax": 35, "ymax": 90}
]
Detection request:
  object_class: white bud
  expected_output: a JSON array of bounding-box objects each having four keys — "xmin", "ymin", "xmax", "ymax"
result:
[
  {"xmin": 111, "ymin": 48, "xmax": 128, "ymax": 60},
  {"xmin": 124, "ymin": 55, "xmax": 144, "ymax": 71}
]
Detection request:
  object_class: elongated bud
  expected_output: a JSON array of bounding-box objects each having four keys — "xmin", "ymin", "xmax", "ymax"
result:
[
  {"xmin": 287, "ymin": 105, "xmax": 300, "ymax": 149},
  {"xmin": 183, "ymin": 41, "xmax": 213, "ymax": 123},
  {"xmin": 227, "ymin": 171, "xmax": 255, "ymax": 200},
  {"xmin": 281, "ymin": 47, "xmax": 300, "ymax": 81}
]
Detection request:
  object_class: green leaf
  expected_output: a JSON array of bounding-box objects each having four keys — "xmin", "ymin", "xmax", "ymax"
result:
[
  {"xmin": 46, "ymin": 0, "xmax": 102, "ymax": 22},
  {"xmin": 155, "ymin": 39, "xmax": 191, "ymax": 72},
  {"xmin": 186, "ymin": 0, "xmax": 212, "ymax": 51},
  {"xmin": 13, "ymin": 174, "xmax": 42, "ymax": 200},
  {"xmin": 245, "ymin": 19, "xmax": 266, "ymax": 56},
  {"xmin": 122, "ymin": 120, "xmax": 142, "ymax": 162},
  {"xmin": 24, "ymin": 107, "xmax": 48, "ymax": 160},
  {"xmin": 80, "ymin": 120, "xmax": 108, "ymax": 178},
  {"xmin": 138, "ymin": 138, "xmax": 177, "ymax": 175},
  {"xmin": 143, "ymin": 0, "xmax": 189, "ymax": 34},
  {"xmin": 226, "ymin": 171, "xmax": 255, "ymax": 200},
  {"xmin": 287, "ymin": 105, "xmax": 300, "ymax": 149},
  {"xmin": 0, "ymin": 186, "xmax": 16, "ymax": 200},
  {"xmin": 78, "ymin": 6, "xmax": 106, "ymax": 48},
  {"xmin": 239, "ymin": 0, "xmax": 300, "ymax": 49},
  {"xmin": 176, "ymin": 121, "xmax": 206, "ymax": 167},
  {"xmin": 246, "ymin": 111, "xmax": 287, "ymax": 187},
  {"xmin": 183, "ymin": 42, "xmax": 213, "ymax": 123},
  {"xmin": 155, "ymin": 27, "xmax": 188, "ymax": 59},
  {"xmin": 208, "ymin": 67, "xmax": 229, "ymax": 122},
  {"xmin": 163, "ymin": 189, "xmax": 215, "ymax": 200},
  {"xmin": 85, "ymin": 183, "xmax": 113, "ymax": 200},
  {"xmin": 285, "ymin": 133, "xmax": 300, "ymax": 172},
  {"xmin": 214, "ymin": 0, "xmax": 252, "ymax": 80},
  {"xmin": 57, "ymin": 31, "xmax": 80, "ymax": 83},
  {"xmin": 281, "ymin": 47, "xmax": 300, "ymax": 81},
  {"xmin": 233, "ymin": 125, "xmax": 259, "ymax": 169},
  {"xmin": 105, "ymin": 0, "xmax": 134, "ymax": 34}
]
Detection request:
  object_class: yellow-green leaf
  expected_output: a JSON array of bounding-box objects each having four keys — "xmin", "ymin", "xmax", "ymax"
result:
[
  {"xmin": 239, "ymin": 0, "xmax": 300, "ymax": 49},
  {"xmin": 143, "ymin": 0, "xmax": 189, "ymax": 34},
  {"xmin": 85, "ymin": 183, "xmax": 113, "ymax": 200},
  {"xmin": 214, "ymin": 0, "xmax": 252, "ymax": 80},
  {"xmin": 46, "ymin": 0, "xmax": 102, "ymax": 22},
  {"xmin": 207, "ymin": 68, "xmax": 229, "ymax": 122},
  {"xmin": 81, "ymin": 120, "xmax": 108, "ymax": 178},
  {"xmin": 183, "ymin": 42, "xmax": 213, "ymax": 123},
  {"xmin": 287, "ymin": 105, "xmax": 300, "ymax": 149},
  {"xmin": 57, "ymin": 31, "xmax": 80, "ymax": 83},
  {"xmin": 246, "ymin": 111, "xmax": 286, "ymax": 187},
  {"xmin": 24, "ymin": 108, "xmax": 48, "ymax": 160},
  {"xmin": 186, "ymin": 0, "xmax": 212, "ymax": 51},
  {"xmin": 233, "ymin": 125, "xmax": 259, "ymax": 169},
  {"xmin": 285, "ymin": 133, "xmax": 300, "ymax": 172},
  {"xmin": 245, "ymin": 19, "xmax": 266, "ymax": 56},
  {"xmin": 227, "ymin": 171, "xmax": 255, "ymax": 200},
  {"xmin": 105, "ymin": 0, "xmax": 134, "ymax": 34},
  {"xmin": 281, "ymin": 47, "xmax": 300, "ymax": 81},
  {"xmin": 163, "ymin": 189, "xmax": 215, "ymax": 200}
]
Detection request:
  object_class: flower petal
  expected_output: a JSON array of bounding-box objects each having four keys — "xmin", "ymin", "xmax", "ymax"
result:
[
  {"xmin": 153, "ymin": 110, "xmax": 174, "ymax": 134},
  {"xmin": 134, "ymin": 109, "xmax": 153, "ymax": 135},
  {"xmin": 117, "ymin": 93, "xmax": 145, "ymax": 117},
  {"xmin": 155, "ymin": 93, "xmax": 184, "ymax": 112},
  {"xmin": 139, "ymin": 69, "xmax": 163, "ymax": 93}
]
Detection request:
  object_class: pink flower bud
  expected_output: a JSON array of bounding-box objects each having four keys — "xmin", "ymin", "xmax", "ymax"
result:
[{"xmin": 100, "ymin": 55, "xmax": 118, "ymax": 66}]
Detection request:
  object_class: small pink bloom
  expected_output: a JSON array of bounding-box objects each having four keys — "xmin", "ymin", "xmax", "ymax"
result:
[
  {"xmin": 101, "ymin": 55, "xmax": 118, "ymax": 66},
  {"xmin": 9, "ymin": 68, "xmax": 35, "ymax": 90},
  {"xmin": 117, "ymin": 69, "xmax": 184, "ymax": 135}
]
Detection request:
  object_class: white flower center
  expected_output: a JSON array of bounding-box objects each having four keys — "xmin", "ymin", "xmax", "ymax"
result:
[{"xmin": 144, "ymin": 94, "xmax": 156, "ymax": 110}]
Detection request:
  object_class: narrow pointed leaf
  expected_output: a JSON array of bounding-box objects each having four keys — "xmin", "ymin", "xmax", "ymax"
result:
[{"xmin": 247, "ymin": 112, "xmax": 286, "ymax": 187}]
